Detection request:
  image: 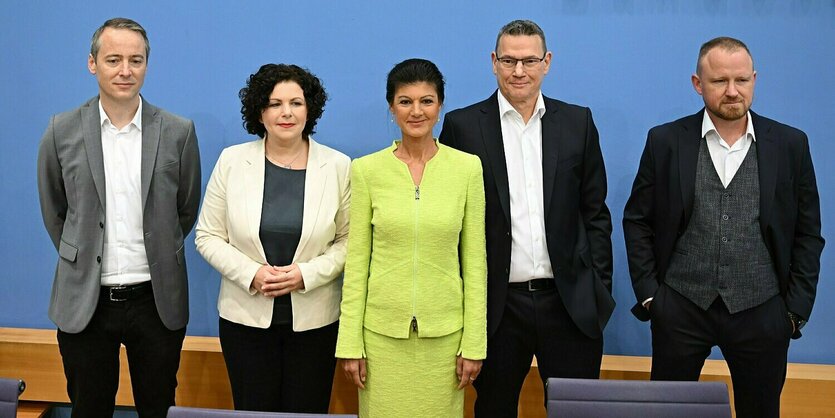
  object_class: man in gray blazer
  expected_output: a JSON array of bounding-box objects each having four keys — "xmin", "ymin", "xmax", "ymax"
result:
[{"xmin": 37, "ymin": 18, "xmax": 201, "ymax": 418}]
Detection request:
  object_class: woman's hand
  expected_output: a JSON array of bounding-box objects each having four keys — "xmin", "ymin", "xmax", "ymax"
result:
[
  {"xmin": 250, "ymin": 264, "xmax": 305, "ymax": 297},
  {"xmin": 456, "ymin": 356, "xmax": 482, "ymax": 389},
  {"xmin": 250, "ymin": 265, "xmax": 280, "ymax": 297},
  {"xmin": 341, "ymin": 358, "xmax": 367, "ymax": 389}
]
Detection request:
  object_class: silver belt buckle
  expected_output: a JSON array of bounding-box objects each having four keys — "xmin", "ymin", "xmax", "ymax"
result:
[
  {"xmin": 528, "ymin": 280, "xmax": 536, "ymax": 292},
  {"xmin": 109, "ymin": 286, "xmax": 128, "ymax": 302}
]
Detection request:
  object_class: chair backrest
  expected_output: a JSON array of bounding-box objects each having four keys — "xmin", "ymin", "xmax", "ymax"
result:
[
  {"xmin": 167, "ymin": 406, "xmax": 357, "ymax": 418},
  {"xmin": 0, "ymin": 378, "xmax": 25, "ymax": 418},
  {"xmin": 546, "ymin": 378, "xmax": 731, "ymax": 418}
]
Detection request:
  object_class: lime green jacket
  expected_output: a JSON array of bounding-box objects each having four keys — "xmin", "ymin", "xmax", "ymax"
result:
[{"xmin": 336, "ymin": 141, "xmax": 487, "ymax": 360}]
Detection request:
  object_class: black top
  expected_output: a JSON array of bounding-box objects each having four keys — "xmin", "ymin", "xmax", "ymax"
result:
[{"xmin": 259, "ymin": 158, "xmax": 305, "ymax": 326}]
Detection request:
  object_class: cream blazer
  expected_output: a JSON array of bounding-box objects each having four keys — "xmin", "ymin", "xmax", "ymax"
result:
[{"xmin": 195, "ymin": 138, "xmax": 350, "ymax": 331}]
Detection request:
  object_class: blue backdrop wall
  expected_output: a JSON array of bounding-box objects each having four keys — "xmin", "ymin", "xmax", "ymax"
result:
[{"xmin": 2, "ymin": 1, "xmax": 833, "ymax": 364}]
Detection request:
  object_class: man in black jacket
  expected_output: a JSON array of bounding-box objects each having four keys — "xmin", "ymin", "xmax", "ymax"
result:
[{"xmin": 623, "ymin": 36, "xmax": 824, "ymax": 418}]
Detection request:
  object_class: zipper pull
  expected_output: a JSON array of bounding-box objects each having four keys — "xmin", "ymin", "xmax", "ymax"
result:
[
  {"xmin": 411, "ymin": 316, "xmax": 418, "ymax": 332},
  {"xmin": 415, "ymin": 186, "xmax": 420, "ymax": 200}
]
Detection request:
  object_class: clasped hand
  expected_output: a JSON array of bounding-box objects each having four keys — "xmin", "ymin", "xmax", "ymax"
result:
[{"xmin": 251, "ymin": 264, "xmax": 304, "ymax": 297}]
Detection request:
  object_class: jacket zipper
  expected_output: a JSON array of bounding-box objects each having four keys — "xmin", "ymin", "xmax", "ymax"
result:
[{"xmin": 412, "ymin": 185, "xmax": 420, "ymax": 334}]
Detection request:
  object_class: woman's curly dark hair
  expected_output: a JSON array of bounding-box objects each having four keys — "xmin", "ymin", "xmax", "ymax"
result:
[{"xmin": 239, "ymin": 63, "xmax": 328, "ymax": 140}]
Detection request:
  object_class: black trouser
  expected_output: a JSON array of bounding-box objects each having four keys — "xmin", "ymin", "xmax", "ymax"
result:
[
  {"xmin": 474, "ymin": 287, "xmax": 603, "ymax": 418},
  {"xmin": 650, "ymin": 283, "xmax": 792, "ymax": 418},
  {"xmin": 57, "ymin": 287, "xmax": 186, "ymax": 418},
  {"xmin": 219, "ymin": 317, "xmax": 338, "ymax": 413}
]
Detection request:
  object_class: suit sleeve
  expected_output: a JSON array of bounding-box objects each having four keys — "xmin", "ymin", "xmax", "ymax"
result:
[
  {"xmin": 459, "ymin": 156, "xmax": 487, "ymax": 360},
  {"xmin": 194, "ymin": 150, "xmax": 262, "ymax": 292},
  {"xmin": 623, "ymin": 131, "xmax": 660, "ymax": 320},
  {"xmin": 335, "ymin": 159, "xmax": 372, "ymax": 358},
  {"xmin": 178, "ymin": 121, "xmax": 202, "ymax": 236},
  {"xmin": 580, "ymin": 109, "xmax": 614, "ymax": 293},
  {"xmin": 296, "ymin": 156, "xmax": 351, "ymax": 293},
  {"xmin": 785, "ymin": 133, "xmax": 824, "ymax": 322},
  {"xmin": 37, "ymin": 115, "xmax": 66, "ymax": 250}
]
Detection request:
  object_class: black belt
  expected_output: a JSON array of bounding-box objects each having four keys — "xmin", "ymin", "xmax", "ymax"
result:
[
  {"xmin": 508, "ymin": 278, "xmax": 555, "ymax": 292},
  {"xmin": 100, "ymin": 282, "xmax": 153, "ymax": 302}
]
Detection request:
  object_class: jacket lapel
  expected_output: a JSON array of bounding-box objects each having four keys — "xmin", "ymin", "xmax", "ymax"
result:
[
  {"xmin": 541, "ymin": 98, "xmax": 560, "ymax": 215},
  {"xmin": 480, "ymin": 93, "xmax": 511, "ymax": 226},
  {"xmin": 81, "ymin": 97, "xmax": 106, "ymax": 208},
  {"xmin": 752, "ymin": 112, "xmax": 777, "ymax": 231},
  {"xmin": 294, "ymin": 138, "xmax": 325, "ymax": 261},
  {"xmin": 140, "ymin": 99, "xmax": 161, "ymax": 209},
  {"xmin": 678, "ymin": 111, "xmax": 702, "ymax": 224},
  {"xmin": 245, "ymin": 139, "xmax": 268, "ymax": 262}
]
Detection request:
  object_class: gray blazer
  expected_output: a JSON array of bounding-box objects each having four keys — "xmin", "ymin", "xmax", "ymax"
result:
[{"xmin": 37, "ymin": 96, "xmax": 202, "ymax": 333}]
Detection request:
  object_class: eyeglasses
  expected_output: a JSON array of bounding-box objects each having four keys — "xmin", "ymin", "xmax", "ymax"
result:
[{"xmin": 495, "ymin": 54, "xmax": 547, "ymax": 69}]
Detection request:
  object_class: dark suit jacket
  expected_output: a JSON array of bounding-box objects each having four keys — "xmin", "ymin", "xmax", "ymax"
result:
[
  {"xmin": 440, "ymin": 91, "xmax": 615, "ymax": 339},
  {"xmin": 623, "ymin": 110, "xmax": 824, "ymax": 326},
  {"xmin": 37, "ymin": 96, "xmax": 202, "ymax": 333}
]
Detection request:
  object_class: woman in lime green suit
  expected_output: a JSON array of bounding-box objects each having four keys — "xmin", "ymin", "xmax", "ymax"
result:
[{"xmin": 336, "ymin": 58, "xmax": 487, "ymax": 417}]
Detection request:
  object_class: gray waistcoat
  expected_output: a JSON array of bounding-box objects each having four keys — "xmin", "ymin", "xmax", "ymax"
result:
[{"xmin": 665, "ymin": 140, "xmax": 779, "ymax": 313}]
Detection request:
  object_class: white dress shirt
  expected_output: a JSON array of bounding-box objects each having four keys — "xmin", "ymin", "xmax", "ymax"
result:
[
  {"xmin": 498, "ymin": 91, "xmax": 554, "ymax": 283},
  {"xmin": 99, "ymin": 100, "xmax": 151, "ymax": 286},
  {"xmin": 702, "ymin": 110, "xmax": 756, "ymax": 188}
]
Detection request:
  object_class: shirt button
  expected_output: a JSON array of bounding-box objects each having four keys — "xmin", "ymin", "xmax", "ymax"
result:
[
  {"xmin": 99, "ymin": 222, "xmax": 104, "ymax": 228},
  {"xmin": 722, "ymin": 215, "xmax": 729, "ymax": 221},
  {"xmin": 721, "ymin": 237, "xmax": 728, "ymax": 243},
  {"xmin": 96, "ymin": 256, "xmax": 102, "ymax": 263}
]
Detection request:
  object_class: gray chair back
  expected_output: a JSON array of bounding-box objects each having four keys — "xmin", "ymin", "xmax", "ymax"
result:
[
  {"xmin": 546, "ymin": 378, "xmax": 731, "ymax": 418},
  {"xmin": 0, "ymin": 378, "xmax": 25, "ymax": 418},
  {"xmin": 167, "ymin": 406, "xmax": 357, "ymax": 418}
]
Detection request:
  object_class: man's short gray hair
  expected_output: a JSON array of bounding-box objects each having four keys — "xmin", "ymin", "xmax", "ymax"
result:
[{"xmin": 495, "ymin": 20, "xmax": 547, "ymax": 55}]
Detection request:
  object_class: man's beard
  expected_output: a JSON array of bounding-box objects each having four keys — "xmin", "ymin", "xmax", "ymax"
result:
[{"xmin": 710, "ymin": 101, "xmax": 748, "ymax": 121}]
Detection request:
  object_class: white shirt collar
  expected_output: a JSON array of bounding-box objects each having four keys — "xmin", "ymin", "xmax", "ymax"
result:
[
  {"xmin": 701, "ymin": 110, "xmax": 755, "ymax": 143},
  {"xmin": 98, "ymin": 99, "xmax": 143, "ymax": 131},
  {"xmin": 497, "ymin": 90, "xmax": 546, "ymax": 121}
]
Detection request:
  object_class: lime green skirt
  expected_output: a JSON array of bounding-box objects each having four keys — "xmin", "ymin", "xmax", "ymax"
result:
[{"xmin": 359, "ymin": 327, "xmax": 464, "ymax": 418}]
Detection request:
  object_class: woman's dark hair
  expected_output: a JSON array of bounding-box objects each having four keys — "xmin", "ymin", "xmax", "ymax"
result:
[
  {"xmin": 385, "ymin": 58, "xmax": 445, "ymax": 105},
  {"xmin": 239, "ymin": 64, "xmax": 328, "ymax": 140}
]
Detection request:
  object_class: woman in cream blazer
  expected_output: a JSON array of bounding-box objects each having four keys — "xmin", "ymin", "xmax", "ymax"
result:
[{"xmin": 195, "ymin": 64, "xmax": 350, "ymax": 413}]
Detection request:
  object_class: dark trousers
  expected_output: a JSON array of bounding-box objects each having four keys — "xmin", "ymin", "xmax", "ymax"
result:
[
  {"xmin": 474, "ymin": 287, "xmax": 603, "ymax": 418},
  {"xmin": 219, "ymin": 318, "xmax": 338, "ymax": 413},
  {"xmin": 650, "ymin": 283, "xmax": 792, "ymax": 418},
  {"xmin": 57, "ymin": 289, "xmax": 186, "ymax": 418}
]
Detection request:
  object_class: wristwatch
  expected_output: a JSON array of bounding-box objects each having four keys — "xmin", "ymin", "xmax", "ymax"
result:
[{"xmin": 787, "ymin": 311, "xmax": 806, "ymax": 331}]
